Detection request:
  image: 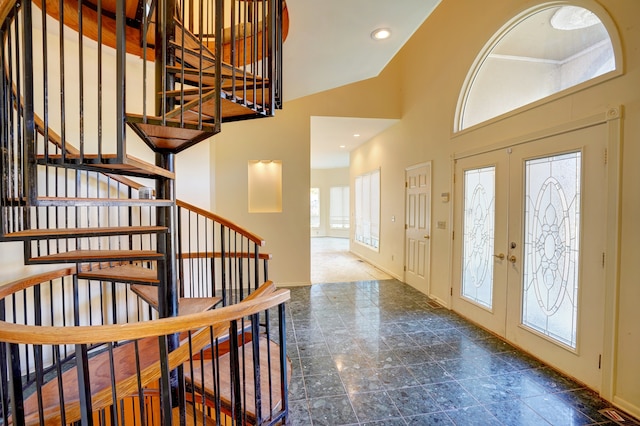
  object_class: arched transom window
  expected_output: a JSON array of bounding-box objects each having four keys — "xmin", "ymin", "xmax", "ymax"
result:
[{"xmin": 456, "ymin": 3, "xmax": 621, "ymax": 132}]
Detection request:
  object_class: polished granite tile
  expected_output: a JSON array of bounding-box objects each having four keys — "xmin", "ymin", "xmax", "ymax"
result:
[
  {"xmin": 349, "ymin": 390, "xmax": 402, "ymax": 423},
  {"xmin": 307, "ymin": 395, "xmax": 359, "ymax": 426},
  {"xmin": 386, "ymin": 386, "xmax": 439, "ymax": 416},
  {"xmin": 283, "ymin": 280, "xmax": 637, "ymax": 425},
  {"xmin": 288, "ymin": 400, "xmax": 313, "ymax": 426},
  {"xmin": 304, "ymin": 372, "xmax": 347, "ymax": 399},
  {"xmin": 445, "ymin": 405, "xmax": 501, "ymax": 425},
  {"xmin": 340, "ymin": 368, "xmax": 386, "ymax": 394},
  {"xmin": 484, "ymin": 398, "xmax": 551, "ymax": 426},
  {"xmin": 405, "ymin": 411, "xmax": 454, "ymax": 425}
]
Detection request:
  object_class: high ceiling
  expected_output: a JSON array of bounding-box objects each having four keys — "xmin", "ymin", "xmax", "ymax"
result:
[{"xmin": 281, "ymin": 0, "xmax": 442, "ymax": 169}]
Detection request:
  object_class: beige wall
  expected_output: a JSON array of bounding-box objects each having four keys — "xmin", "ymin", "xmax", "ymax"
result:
[
  {"xmin": 212, "ymin": 63, "xmax": 402, "ymax": 286},
  {"xmin": 357, "ymin": 0, "xmax": 640, "ymax": 416},
  {"xmin": 211, "ymin": 0, "xmax": 640, "ymax": 416},
  {"xmin": 310, "ymin": 168, "xmax": 350, "ymax": 238}
]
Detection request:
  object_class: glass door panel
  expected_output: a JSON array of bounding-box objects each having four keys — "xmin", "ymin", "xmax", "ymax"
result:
[
  {"xmin": 453, "ymin": 123, "xmax": 606, "ymax": 391},
  {"xmin": 462, "ymin": 166, "xmax": 496, "ymax": 309},
  {"xmin": 452, "ymin": 151, "xmax": 509, "ymax": 337},
  {"xmin": 506, "ymin": 124, "xmax": 607, "ymax": 391},
  {"xmin": 522, "ymin": 152, "xmax": 582, "ymax": 348}
]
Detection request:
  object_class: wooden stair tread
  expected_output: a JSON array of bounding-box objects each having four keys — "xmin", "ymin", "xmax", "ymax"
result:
[
  {"xmin": 4, "ymin": 226, "xmax": 166, "ymax": 240},
  {"xmin": 35, "ymin": 197, "xmax": 174, "ymax": 207},
  {"xmin": 164, "ymin": 89, "xmax": 219, "ymax": 120},
  {"xmin": 21, "ymin": 337, "xmax": 160, "ymax": 425},
  {"xmin": 164, "ymin": 86, "xmax": 272, "ymax": 122},
  {"xmin": 21, "ymin": 329, "xmax": 212, "ymax": 425},
  {"xmin": 165, "ymin": 63, "xmax": 260, "ymax": 83},
  {"xmin": 174, "ymin": 94, "xmax": 269, "ymax": 123},
  {"xmin": 29, "ymin": 250, "xmax": 163, "ymax": 264},
  {"xmin": 126, "ymin": 114, "xmax": 218, "ymax": 153},
  {"xmin": 37, "ymin": 153, "xmax": 175, "ymax": 179},
  {"xmin": 184, "ymin": 337, "xmax": 291, "ymax": 423},
  {"xmin": 170, "ymin": 41, "xmax": 259, "ymax": 82},
  {"xmin": 79, "ymin": 264, "xmax": 159, "ymax": 285},
  {"xmin": 172, "ymin": 23, "xmax": 251, "ymax": 78},
  {"xmin": 131, "ymin": 284, "xmax": 221, "ymax": 315}
]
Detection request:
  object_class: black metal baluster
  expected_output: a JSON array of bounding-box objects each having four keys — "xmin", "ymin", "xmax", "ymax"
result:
[{"xmin": 278, "ymin": 302, "xmax": 288, "ymax": 423}]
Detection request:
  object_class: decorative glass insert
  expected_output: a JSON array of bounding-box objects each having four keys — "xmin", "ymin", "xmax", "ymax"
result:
[
  {"xmin": 458, "ymin": 5, "xmax": 616, "ymax": 131},
  {"xmin": 522, "ymin": 152, "xmax": 581, "ymax": 348},
  {"xmin": 462, "ymin": 166, "xmax": 496, "ymax": 308}
]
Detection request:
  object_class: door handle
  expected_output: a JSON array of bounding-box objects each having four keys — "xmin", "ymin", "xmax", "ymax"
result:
[
  {"xmin": 508, "ymin": 255, "xmax": 517, "ymax": 263},
  {"xmin": 493, "ymin": 253, "xmax": 505, "ymax": 260},
  {"xmin": 424, "ymin": 235, "xmax": 430, "ymax": 239}
]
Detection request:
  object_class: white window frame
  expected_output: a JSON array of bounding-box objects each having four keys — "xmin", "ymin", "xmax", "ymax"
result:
[
  {"xmin": 329, "ymin": 186, "xmax": 350, "ymax": 229},
  {"xmin": 310, "ymin": 187, "xmax": 320, "ymax": 229},
  {"xmin": 454, "ymin": 1, "xmax": 623, "ymax": 134},
  {"xmin": 354, "ymin": 169, "xmax": 380, "ymax": 251}
]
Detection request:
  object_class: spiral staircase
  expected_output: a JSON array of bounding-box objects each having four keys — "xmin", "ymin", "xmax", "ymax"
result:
[{"xmin": 0, "ymin": 0, "xmax": 290, "ymax": 424}]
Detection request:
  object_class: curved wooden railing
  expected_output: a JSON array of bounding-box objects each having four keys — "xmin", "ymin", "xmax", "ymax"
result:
[
  {"xmin": 0, "ymin": 0, "xmax": 12, "ymax": 21},
  {"xmin": 0, "ymin": 269, "xmax": 290, "ymax": 425}
]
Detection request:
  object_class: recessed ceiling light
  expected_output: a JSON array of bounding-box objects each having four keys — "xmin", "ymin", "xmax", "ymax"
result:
[
  {"xmin": 371, "ymin": 28, "xmax": 391, "ymax": 41},
  {"xmin": 339, "ymin": 145, "xmax": 346, "ymax": 149},
  {"xmin": 353, "ymin": 133, "xmax": 361, "ymax": 137}
]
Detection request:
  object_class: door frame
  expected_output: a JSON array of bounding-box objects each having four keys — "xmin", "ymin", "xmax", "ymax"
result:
[{"xmin": 450, "ymin": 106, "xmax": 623, "ymax": 400}]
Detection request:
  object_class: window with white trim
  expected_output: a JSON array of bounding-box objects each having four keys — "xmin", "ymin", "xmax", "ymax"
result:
[
  {"xmin": 354, "ymin": 169, "xmax": 380, "ymax": 250},
  {"xmin": 329, "ymin": 186, "xmax": 349, "ymax": 229},
  {"xmin": 310, "ymin": 188, "xmax": 320, "ymax": 229},
  {"xmin": 457, "ymin": 3, "xmax": 619, "ymax": 131}
]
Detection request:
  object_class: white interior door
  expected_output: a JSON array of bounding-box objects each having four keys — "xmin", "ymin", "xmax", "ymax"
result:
[
  {"xmin": 405, "ymin": 163, "xmax": 432, "ymax": 293},
  {"xmin": 453, "ymin": 124, "xmax": 607, "ymax": 390}
]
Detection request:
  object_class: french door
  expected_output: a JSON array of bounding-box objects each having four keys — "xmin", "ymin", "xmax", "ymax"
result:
[{"xmin": 452, "ymin": 124, "xmax": 607, "ymax": 390}]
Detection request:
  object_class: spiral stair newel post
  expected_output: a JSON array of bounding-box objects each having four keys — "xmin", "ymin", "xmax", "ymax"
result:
[
  {"xmin": 115, "ymin": 0, "xmax": 126, "ymax": 161},
  {"xmin": 21, "ymin": 0, "xmax": 36, "ymax": 206},
  {"xmin": 156, "ymin": 150, "xmax": 182, "ymax": 421},
  {"xmin": 0, "ymin": 299, "xmax": 8, "ymax": 423}
]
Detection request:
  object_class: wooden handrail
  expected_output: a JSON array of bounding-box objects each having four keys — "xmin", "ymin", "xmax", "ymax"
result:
[
  {"xmin": 0, "ymin": 266, "xmax": 77, "ymax": 298},
  {"xmin": 0, "ymin": 0, "xmax": 13, "ymax": 23},
  {"xmin": 0, "ymin": 286, "xmax": 289, "ymax": 345},
  {"xmin": 177, "ymin": 199, "xmax": 266, "ymax": 246}
]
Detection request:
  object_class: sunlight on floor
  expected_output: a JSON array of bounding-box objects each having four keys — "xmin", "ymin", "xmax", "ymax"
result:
[{"xmin": 311, "ymin": 237, "xmax": 392, "ymax": 284}]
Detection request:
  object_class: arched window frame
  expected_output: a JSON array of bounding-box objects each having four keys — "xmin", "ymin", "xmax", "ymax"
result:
[{"xmin": 454, "ymin": 1, "xmax": 624, "ymax": 134}]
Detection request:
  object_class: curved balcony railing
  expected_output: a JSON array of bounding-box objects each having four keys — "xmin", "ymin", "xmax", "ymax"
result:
[{"xmin": 0, "ymin": 269, "xmax": 290, "ymax": 425}]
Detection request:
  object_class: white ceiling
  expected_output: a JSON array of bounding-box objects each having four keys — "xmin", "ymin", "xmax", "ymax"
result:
[
  {"xmin": 281, "ymin": 0, "xmax": 441, "ymax": 169},
  {"xmin": 310, "ymin": 116, "xmax": 399, "ymax": 169}
]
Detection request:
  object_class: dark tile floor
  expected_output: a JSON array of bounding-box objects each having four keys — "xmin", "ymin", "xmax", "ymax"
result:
[{"xmin": 282, "ymin": 279, "xmax": 637, "ymax": 426}]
